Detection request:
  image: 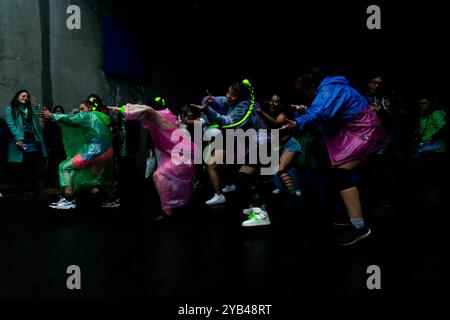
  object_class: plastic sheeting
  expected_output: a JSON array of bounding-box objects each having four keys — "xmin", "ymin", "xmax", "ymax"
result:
[
  {"xmin": 124, "ymin": 104, "xmax": 195, "ymax": 215},
  {"xmin": 53, "ymin": 111, "xmax": 114, "ymax": 191}
]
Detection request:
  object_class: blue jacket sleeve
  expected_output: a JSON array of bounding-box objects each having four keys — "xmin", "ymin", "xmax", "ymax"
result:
[
  {"xmin": 202, "ymin": 96, "xmax": 228, "ymax": 115},
  {"xmin": 204, "ymin": 101, "xmax": 249, "ymax": 127},
  {"xmin": 294, "ymin": 86, "xmax": 349, "ymax": 131}
]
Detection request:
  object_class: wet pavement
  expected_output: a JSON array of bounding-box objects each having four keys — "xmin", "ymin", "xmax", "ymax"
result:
[{"xmin": 1, "ymin": 178, "xmax": 449, "ymax": 304}]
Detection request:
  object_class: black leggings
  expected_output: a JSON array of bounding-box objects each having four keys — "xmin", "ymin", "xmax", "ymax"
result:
[{"xmin": 10, "ymin": 151, "xmax": 41, "ymax": 193}]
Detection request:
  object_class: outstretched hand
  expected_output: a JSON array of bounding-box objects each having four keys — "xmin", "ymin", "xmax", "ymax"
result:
[
  {"xmin": 107, "ymin": 106, "xmax": 120, "ymax": 113},
  {"xmin": 190, "ymin": 104, "xmax": 208, "ymax": 112},
  {"xmin": 280, "ymin": 119, "xmax": 297, "ymax": 131},
  {"xmin": 31, "ymin": 96, "xmax": 38, "ymax": 107},
  {"xmin": 204, "ymin": 90, "xmax": 213, "ymax": 106},
  {"xmin": 290, "ymin": 104, "xmax": 308, "ymax": 114},
  {"xmin": 39, "ymin": 107, "xmax": 52, "ymax": 119}
]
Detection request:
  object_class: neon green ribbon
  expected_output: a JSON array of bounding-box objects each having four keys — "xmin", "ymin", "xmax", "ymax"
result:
[{"xmin": 211, "ymin": 79, "xmax": 255, "ymax": 129}]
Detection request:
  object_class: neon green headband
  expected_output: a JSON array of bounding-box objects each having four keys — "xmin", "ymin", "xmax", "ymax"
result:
[
  {"xmin": 210, "ymin": 79, "xmax": 255, "ymax": 129},
  {"xmin": 154, "ymin": 97, "xmax": 166, "ymax": 108}
]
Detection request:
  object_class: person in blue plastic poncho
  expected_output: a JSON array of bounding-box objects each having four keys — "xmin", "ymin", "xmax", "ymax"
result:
[{"xmin": 283, "ymin": 67, "xmax": 389, "ymax": 246}]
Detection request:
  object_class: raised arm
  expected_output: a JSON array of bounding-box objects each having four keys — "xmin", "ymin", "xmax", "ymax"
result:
[
  {"xmin": 196, "ymin": 101, "xmax": 250, "ymax": 127},
  {"xmin": 256, "ymin": 107, "xmax": 287, "ymax": 128},
  {"xmin": 40, "ymin": 106, "xmax": 94, "ymax": 127}
]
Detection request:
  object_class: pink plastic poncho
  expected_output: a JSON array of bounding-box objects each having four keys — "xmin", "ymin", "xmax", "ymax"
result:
[{"xmin": 125, "ymin": 104, "xmax": 196, "ymax": 215}]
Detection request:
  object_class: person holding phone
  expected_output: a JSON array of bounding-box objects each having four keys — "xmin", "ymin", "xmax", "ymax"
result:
[{"xmin": 4, "ymin": 90, "xmax": 47, "ymax": 197}]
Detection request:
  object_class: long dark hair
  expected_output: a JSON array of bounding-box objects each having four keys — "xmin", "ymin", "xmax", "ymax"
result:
[
  {"xmin": 80, "ymin": 100, "xmax": 96, "ymax": 110},
  {"xmin": 145, "ymin": 97, "xmax": 173, "ymax": 112},
  {"xmin": 87, "ymin": 93, "xmax": 109, "ymax": 115},
  {"xmin": 10, "ymin": 89, "xmax": 32, "ymax": 119},
  {"xmin": 295, "ymin": 67, "xmax": 325, "ymax": 92},
  {"xmin": 229, "ymin": 82, "xmax": 250, "ymax": 102}
]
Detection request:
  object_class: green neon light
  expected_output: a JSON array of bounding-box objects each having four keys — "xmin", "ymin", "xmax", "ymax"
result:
[
  {"xmin": 248, "ymin": 213, "xmax": 259, "ymax": 220},
  {"xmin": 117, "ymin": 105, "xmax": 126, "ymax": 114},
  {"xmin": 154, "ymin": 97, "xmax": 166, "ymax": 108}
]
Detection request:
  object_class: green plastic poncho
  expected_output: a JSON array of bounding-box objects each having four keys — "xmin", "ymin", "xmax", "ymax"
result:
[{"xmin": 53, "ymin": 111, "xmax": 114, "ymax": 191}]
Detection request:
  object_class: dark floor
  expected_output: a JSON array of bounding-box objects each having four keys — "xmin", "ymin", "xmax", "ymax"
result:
[{"xmin": 1, "ymin": 177, "xmax": 450, "ymax": 303}]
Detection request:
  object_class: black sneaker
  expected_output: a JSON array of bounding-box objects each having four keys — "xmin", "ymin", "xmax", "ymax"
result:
[{"xmin": 337, "ymin": 225, "xmax": 371, "ymax": 246}]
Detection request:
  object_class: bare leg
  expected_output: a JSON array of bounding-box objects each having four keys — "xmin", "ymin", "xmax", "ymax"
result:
[
  {"xmin": 64, "ymin": 185, "xmax": 73, "ymax": 196},
  {"xmin": 207, "ymin": 149, "xmax": 225, "ymax": 195}
]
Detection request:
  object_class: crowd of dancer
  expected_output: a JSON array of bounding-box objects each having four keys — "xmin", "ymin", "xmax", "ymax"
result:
[{"xmin": 0, "ymin": 66, "xmax": 448, "ymax": 246}]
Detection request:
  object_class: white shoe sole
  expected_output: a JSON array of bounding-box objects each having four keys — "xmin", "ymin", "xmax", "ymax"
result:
[
  {"xmin": 49, "ymin": 204, "xmax": 76, "ymax": 209},
  {"xmin": 205, "ymin": 198, "xmax": 226, "ymax": 205},
  {"xmin": 102, "ymin": 204, "xmax": 120, "ymax": 208},
  {"xmin": 340, "ymin": 229, "xmax": 372, "ymax": 246},
  {"xmin": 242, "ymin": 217, "xmax": 271, "ymax": 227},
  {"xmin": 333, "ymin": 222, "xmax": 351, "ymax": 226}
]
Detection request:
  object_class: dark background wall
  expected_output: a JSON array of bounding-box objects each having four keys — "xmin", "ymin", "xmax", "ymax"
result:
[
  {"xmin": 1, "ymin": 0, "xmax": 448, "ymax": 112},
  {"xmin": 106, "ymin": 0, "xmax": 450, "ymax": 106},
  {"xmin": 1, "ymin": 0, "xmax": 449, "ymax": 184}
]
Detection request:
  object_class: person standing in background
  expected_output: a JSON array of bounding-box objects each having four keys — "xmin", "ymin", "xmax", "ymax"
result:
[{"xmin": 4, "ymin": 90, "xmax": 47, "ymax": 197}]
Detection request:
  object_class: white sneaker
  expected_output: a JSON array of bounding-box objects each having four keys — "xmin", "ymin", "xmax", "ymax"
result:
[
  {"xmin": 205, "ymin": 193, "xmax": 226, "ymax": 205},
  {"xmin": 242, "ymin": 210, "xmax": 271, "ymax": 227},
  {"xmin": 49, "ymin": 198, "xmax": 76, "ymax": 209},
  {"xmin": 50, "ymin": 196, "xmax": 65, "ymax": 206},
  {"xmin": 242, "ymin": 207, "xmax": 263, "ymax": 215},
  {"xmin": 295, "ymin": 190, "xmax": 302, "ymax": 197},
  {"xmin": 101, "ymin": 199, "xmax": 120, "ymax": 208},
  {"xmin": 272, "ymin": 189, "xmax": 281, "ymax": 195},
  {"xmin": 0, "ymin": 192, "xmax": 3, "ymax": 198},
  {"xmin": 222, "ymin": 184, "xmax": 236, "ymax": 193}
]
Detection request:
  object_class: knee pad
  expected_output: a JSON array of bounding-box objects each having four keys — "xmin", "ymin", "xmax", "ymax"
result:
[{"xmin": 331, "ymin": 168, "xmax": 355, "ymax": 191}]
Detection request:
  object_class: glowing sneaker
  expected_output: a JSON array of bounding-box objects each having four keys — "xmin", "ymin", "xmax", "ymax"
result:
[
  {"xmin": 242, "ymin": 207, "xmax": 264, "ymax": 215},
  {"xmin": 241, "ymin": 210, "xmax": 271, "ymax": 227}
]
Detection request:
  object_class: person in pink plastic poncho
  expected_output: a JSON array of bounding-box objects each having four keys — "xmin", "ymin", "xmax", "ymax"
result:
[{"xmin": 110, "ymin": 98, "xmax": 195, "ymax": 216}]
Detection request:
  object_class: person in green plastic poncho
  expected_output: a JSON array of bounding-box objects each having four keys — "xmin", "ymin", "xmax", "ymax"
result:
[{"xmin": 40, "ymin": 100, "xmax": 114, "ymax": 209}]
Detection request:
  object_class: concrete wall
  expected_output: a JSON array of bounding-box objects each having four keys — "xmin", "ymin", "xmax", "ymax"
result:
[
  {"xmin": 48, "ymin": 0, "xmax": 110, "ymax": 110},
  {"xmin": 1, "ymin": 0, "xmax": 158, "ymax": 116},
  {"xmin": 1, "ymin": 0, "xmax": 160, "ymax": 185},
  {"xmin": 0, "ymin": 0, "xmax": 43, "ymax": 114}
]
